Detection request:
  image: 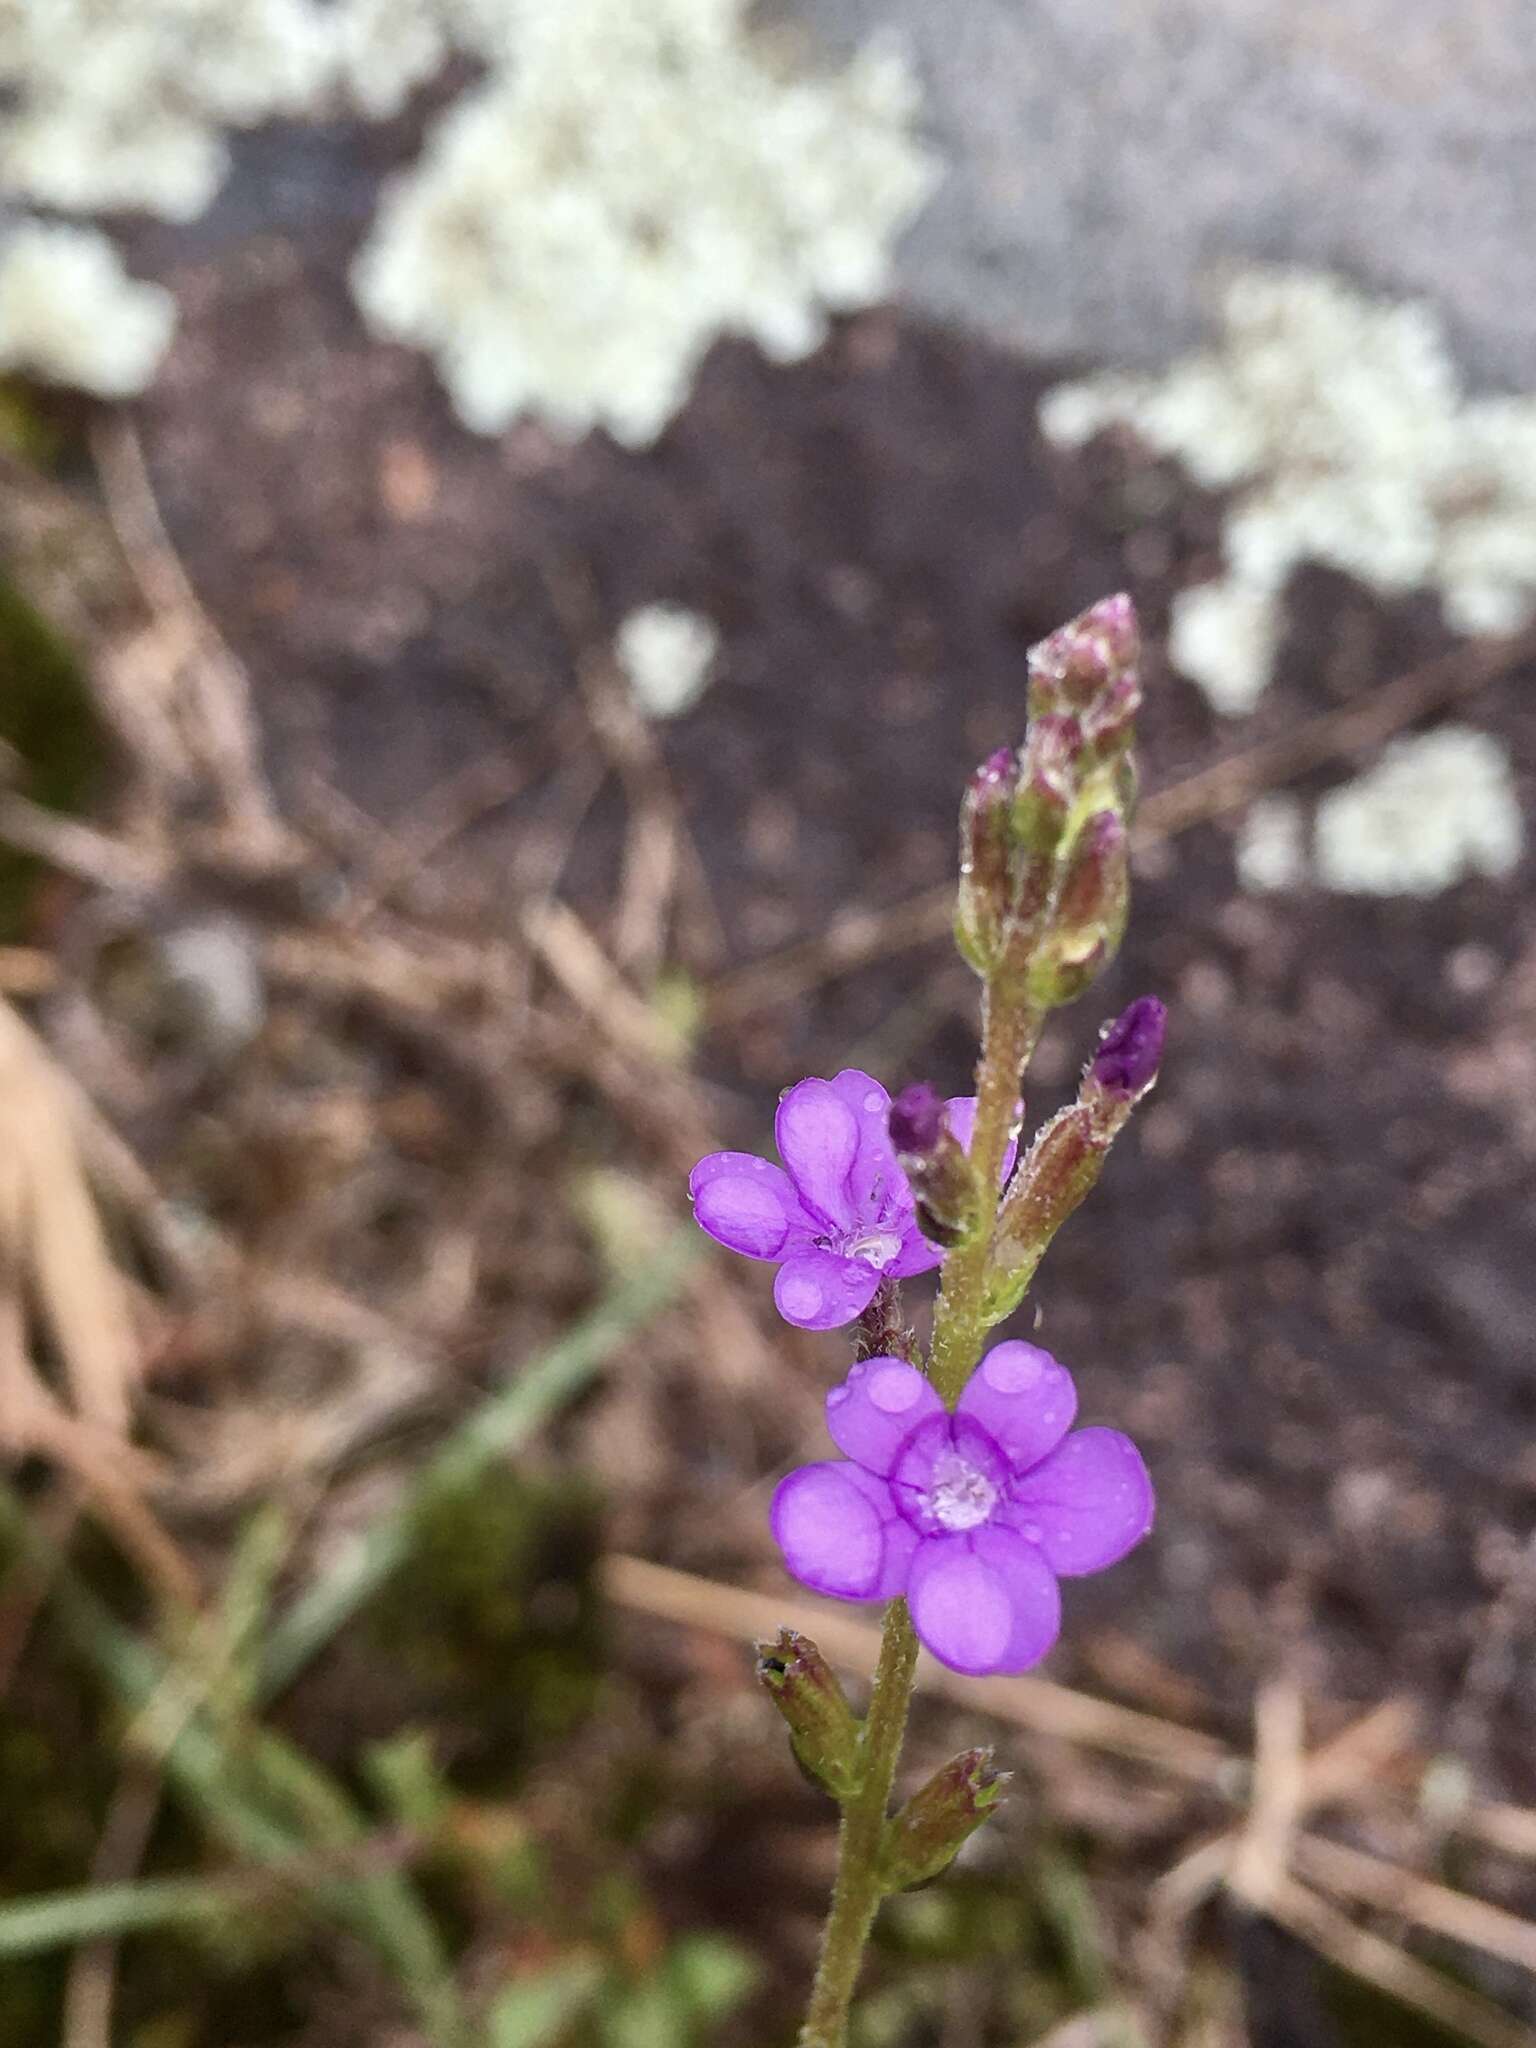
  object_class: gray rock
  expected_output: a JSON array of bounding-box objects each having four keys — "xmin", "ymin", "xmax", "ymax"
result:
[{"xmin": 781, "ymin": 0, "xmax": 1536, "ymax": 385}]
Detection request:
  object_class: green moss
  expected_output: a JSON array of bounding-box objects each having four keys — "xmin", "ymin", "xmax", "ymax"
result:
[
  {"xmin": 0, "ymin": 574, "xmax": 102, "ymax": 937},
  {"xmin": 368, "ymin": 1465, "xmax": 606, "ymax": 1792}
]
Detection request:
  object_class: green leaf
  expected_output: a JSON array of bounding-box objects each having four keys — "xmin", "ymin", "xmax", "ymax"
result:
[
  {"xmin": 664, "ymin": 1933, "xmax": 758, "ymax": 2019},
  {"xmin": 488, "ymin": 1958, "xmax": 604, "ymax": 2048},
  {"xmin": 364, "ymin": 1730, "xmax": 451, "ymax": 1834}
]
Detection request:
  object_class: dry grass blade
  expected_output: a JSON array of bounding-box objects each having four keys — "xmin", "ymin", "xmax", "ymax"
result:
[
  {"xmin": 600, "ymin": 1554, "xmax": 1231, "ymax": 1781},
  {"xmin": 0, "ymin": 999, "xmax": 196, "ymax": 1605},
  {"xmin": 1227, "ymin": 1678, "xmax": 1305, "ymax": 1910},
  {"xmin": 1153, "ymin": 1697, "xmax": 1419, "ymax": 1917},
  {"xmin": 91, "ymin": 416, "xmax": 286, "ymax": 851},
  {"xmin": 1295, "ymin": 1832, "xmax": 1536, "ymax": 1977},
  {"xmin": 1266, "ymin": 1874, "xmax": 1536, "ymax": 2048},
  {"xmin": 1466, "ymin": 1804, "xmax": 1536, "ymax": 1862}
]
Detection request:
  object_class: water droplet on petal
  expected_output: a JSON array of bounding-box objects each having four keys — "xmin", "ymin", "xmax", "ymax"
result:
[
  {"xmin": 869, "ymin": 1363, "xmax": 924, "ymax": 1413},
  {"xmin": 862, "ymin": 1090, "xmax": 884, "ymax": 1114},
  {"xmin": 982, "ymin": 1346, "xmax": 1046, "ymax": 1394},
  {"xmin": 1021, "ymin": 1521, "xmax": 1044, "ymax": 1544},
  {"xmin": 750, "ymin": 1157, "xmax": 768, "ymax": 1171},
  {"xmin": 827, "ymin": 1385, "xmax": 850, "ymax": 1408},
  {"xmin": 780, "ymin": 1274, "xmax": 823, "ymax": 1319}
]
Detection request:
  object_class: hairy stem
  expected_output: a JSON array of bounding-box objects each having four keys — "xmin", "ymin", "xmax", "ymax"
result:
[
  {"xmin": 796, "ymin": 982, "xmax": 1041, "ymax": 2045},
  {"xmin": 797, "ymin": 1600, "xmax": 919, "ymax": 2047},
  {"xmin": 928, "ymin": 986, "xmax": 1042, "ymax": 1404}
]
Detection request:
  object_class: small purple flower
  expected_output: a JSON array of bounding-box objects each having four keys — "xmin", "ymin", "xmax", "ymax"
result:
[
  {"xmin": 689, "ymin": 1073, "xmax": 1009, "ymax": 1331},
  {"xmin": 769, "ymin": 1346, "xmax": 1153, "ymax": 1675}
]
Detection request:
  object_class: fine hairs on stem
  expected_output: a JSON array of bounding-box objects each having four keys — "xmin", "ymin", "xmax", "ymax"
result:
[{"xmin": 689, "ymin": 595, "xmax": 1167, "ymax": 2041}]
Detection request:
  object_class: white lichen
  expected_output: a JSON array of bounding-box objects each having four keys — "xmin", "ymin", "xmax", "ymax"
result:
[
  {"xmin": 350, "ymin": 0, "xmax": 939, "ymax": 444},
  {"xmin": 1169, "ymin": 578, "xmax": 1278, "ymax": 719},
  {"xmin": 1235, "ymin": 794, "xmax": 1307, "ymax": 894},
  {"xmin": 0, "ymin": 0, "xmax": 335, "ymax": 222},
  {"xmin": 1041, "ymin": 268, "xmax": 1536, "ymax": 713},
  {"xmin": 0, "ymin": 220, "xmax": 175, "ymax": 396},
  {"xmin": 616, "ymin": 603, "xmax": 720, "ymax": 719},
  {"xmin": 1313, "ymin": 726, "xmax": 1522, "ymax": 897}
]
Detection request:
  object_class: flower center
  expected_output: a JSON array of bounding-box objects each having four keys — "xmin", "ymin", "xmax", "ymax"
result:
[
  {"xmin": 924, "ymin": 1449, "xmax": 999, "ymax": 1532},
  {"xmin": 837, "ymin": 1227, "xmax": 902, "ymax": 1269}
]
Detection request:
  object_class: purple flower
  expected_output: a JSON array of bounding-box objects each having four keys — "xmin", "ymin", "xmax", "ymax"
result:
[
  {"xmin": 689, "ymin": 1073, "xmax": 1008, "ymax": 1331},
  {"xmin": 769, "ymin": 1345, "xmax": 1152, "ymax": 1675}
]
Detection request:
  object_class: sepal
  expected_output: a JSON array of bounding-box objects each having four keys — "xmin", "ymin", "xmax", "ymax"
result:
[
  {"xmin": 756, "ymin": 1629, "xmax": 864, "ymax": 1804},
  {"xmin": 877, "ymin": 1746, "xmax": 1009, "ymax": 1892}
]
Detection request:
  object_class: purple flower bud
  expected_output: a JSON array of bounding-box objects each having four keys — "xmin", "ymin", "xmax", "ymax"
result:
[
  {"xmin": 1090, "ymin": 995, "xmax": 1167, "ymax": 1099},
  {"xmin": 955, "ymin": 748, "xmax": 1018, "ymax": 975},
  {"xmin": 888, "ymin": 1082, "xmax": 946, "ymax": 1157},
  {"xmin": 1027, "ymin": 594, "xmax": 1142, "ymax": 755}
]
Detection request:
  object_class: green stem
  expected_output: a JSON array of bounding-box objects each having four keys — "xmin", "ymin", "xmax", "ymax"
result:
[
  {"xmin": 796, "ymin": 980, "xmax": 1041, "ymax": 2045},
  {"xmin": 929, "ymin": 987, "xmax": 1042, "ymax": 1404},
  {"xmin": 797, "ymin": 1601, "xmax": 919, "ymax": 2047}
]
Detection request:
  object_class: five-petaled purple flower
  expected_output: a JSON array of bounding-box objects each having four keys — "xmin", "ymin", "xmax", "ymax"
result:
[
  {"xmin": 769, "ymin": 1345, "xmax": 1152, "ymax": 1675},
  {"xmin": 689, "ymin": 1072, "xmax": 1010, "ymax": 1331}
]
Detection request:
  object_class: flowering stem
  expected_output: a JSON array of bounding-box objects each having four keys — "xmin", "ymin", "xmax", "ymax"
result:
[
  {"xmin": 797, "ymin": 985, "xmax": 1042, "ymax": 2043},
  {"xmin": 928, "ymin": 986, "xmax": 1042, "ymax": 1405},
  {"xmin": 797, "ymin": 1599, "xmax": 920, "ymax": 2047}
]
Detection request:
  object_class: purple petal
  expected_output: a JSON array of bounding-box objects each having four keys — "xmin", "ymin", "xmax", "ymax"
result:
[
  {"xmin": 773, "ymin": 1248, "xmax": 881, "ymax": 1330},
  {"xmin": 1003, "ymin": 1428, "xmax": 1154, "ymax": 1576},
  {"xmin": 906, "ymin": 1528, "xmax": 1061, "ymax": 1676},
  {"xmin": 689, "ymin": 1153, "xmax": 809, "ymax": 1261},
  {"xmin": 887, "ymin": 1227, "xmax": 944, "ymax": 1279},
  {"xmin": 956, "ymin": 1343, "xmax": 1077, "ymax": 1473},
  {"xmin": 945, "ymin": 1095, "xmax": 1020, "ymax": 1182},
  {"xmin": 775, "ymin": 1079, "xmax": 859, "ymax": 1226},
  {"xmin": 825, "ymin": 1357, "xmax": 944, "ymax": 1476},
  {"xmin": 827, "ymin": 1069, "xmax": 891, "ymax": 1137},
  {"xmin": 841, "ymin": 1463, "xmax": 922, "ymax": 1597},
  {"xmin": 831, "ymin": 1070, "xmax": 912, "ymax": 1223},
  {"xmin": 771, "ymin": 1460, "xmax": 907, "ymax": 1601}
]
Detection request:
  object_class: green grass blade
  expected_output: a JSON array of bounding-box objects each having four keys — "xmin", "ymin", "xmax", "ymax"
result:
[{"xmin": 259, "ymin": 1225, "xmax": 699, "ymax": 1698}]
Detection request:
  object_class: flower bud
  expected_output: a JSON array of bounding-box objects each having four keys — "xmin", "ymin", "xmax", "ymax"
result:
[
  {"xmin": 878, "ymin": 1747, "xmax": 1009, "ymax": 1893},
  {"xmin": 1027, "ymin": 593, "xmax": 1141, "ymax": 754},
  {"xmin": 1010, "ymin": 713, "xmax": 1079, "ymax": 862},
  {"xmin": 756, "ymin": 1629, "xmax": 864, "ymax": 1804},
  {"xmin": 985, "ymin": 994, "xmax": 1167, "ymax": 1320},
  {"xmin": 1088, "ymin": 995, "xmax": 1166, "ymax": 1102},
  {"xmin": 887, "ymin": 1081, "xmax": 944, "ymax": 1157},
  {"xmin": 889, "ymin": 1085, "xmax": 981, "ymax": 1249},
  {"xmin": 955, "ymin": 748, "xmax": 1017, "ymax": 975},
  {"xmin": 1028, "ymin": 810, "xmax": 1130, "ymax": 1006}
]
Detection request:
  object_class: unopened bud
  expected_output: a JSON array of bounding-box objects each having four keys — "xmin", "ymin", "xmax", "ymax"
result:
[
  {"xmin": 888, "ymin": 1081, "xmax": 944, "ymax": 1157},
  {"xmin": 889, "ymin": 1085, "xmax": 981, "ymax": 1249},
  {"xmin": 955, "ymin": 748, "xmax": 1017, "ymax": 975},
  {"xmin": 1088, "ymin": 995, "xmax": 1166, "ymax": 1101},
  {"xmin": 1027, "ymin": 593, "xmax": 1142, "ymax": 757},
  {"xmin": 1030, "ymin": 810, "xmax": 1130, "ymax": 1006},
  {"xmin": 1011, "ymin": 713, "xmax": 1080, "ymax": 861},
  {"xmin": 985, "ymin": 994, "xmax": 1167, "ymax": 1319},
  {"xmin": 878, "ymin": 1747, "xmax": 1009, "ymax": 1893},
  {"xmin": 756, "ymin": 1629, "xmax": 863, "ymax": 1804}
]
